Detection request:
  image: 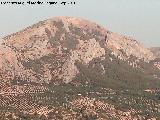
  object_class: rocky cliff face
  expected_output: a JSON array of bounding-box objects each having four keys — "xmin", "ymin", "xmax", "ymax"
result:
[{"xmin": 0, "ymin": 17, "xmax": 160, "ymax": 120}]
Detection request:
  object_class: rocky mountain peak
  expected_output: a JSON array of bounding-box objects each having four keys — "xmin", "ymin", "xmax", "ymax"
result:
[{"xmin": 0, "ymin": 17, "xmax": 157, "ymax": 84}]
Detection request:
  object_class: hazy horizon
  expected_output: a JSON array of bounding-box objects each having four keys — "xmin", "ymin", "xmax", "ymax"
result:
[{"xmin": 0, "ymin": 0, "xmax": 160, "ymax": 47}]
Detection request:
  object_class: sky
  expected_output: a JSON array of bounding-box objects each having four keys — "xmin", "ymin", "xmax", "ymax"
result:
[{"xmin": 0, "ymin": 0, "xmax": 160, "ymax": 47}]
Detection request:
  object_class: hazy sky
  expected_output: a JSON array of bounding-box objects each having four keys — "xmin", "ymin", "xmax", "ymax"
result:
[{"xmin": 0, "ymin": 0, "xmax": 160, "ymax": 47}]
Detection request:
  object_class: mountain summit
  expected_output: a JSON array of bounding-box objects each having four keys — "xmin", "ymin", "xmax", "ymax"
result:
[{"xmin": 0, "ymin": 17, "xmax": 160, "ymax": 119}]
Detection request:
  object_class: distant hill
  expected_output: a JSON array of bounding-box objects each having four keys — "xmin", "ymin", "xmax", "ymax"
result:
[{"xmin": 150, "ymin": 47, "xmax": 160, "ymax": 58}]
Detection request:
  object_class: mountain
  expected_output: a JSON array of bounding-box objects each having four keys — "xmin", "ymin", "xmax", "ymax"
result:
[{"xmin": 0, "ymin": 17, "xmax": 160, "ymax": 120}]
